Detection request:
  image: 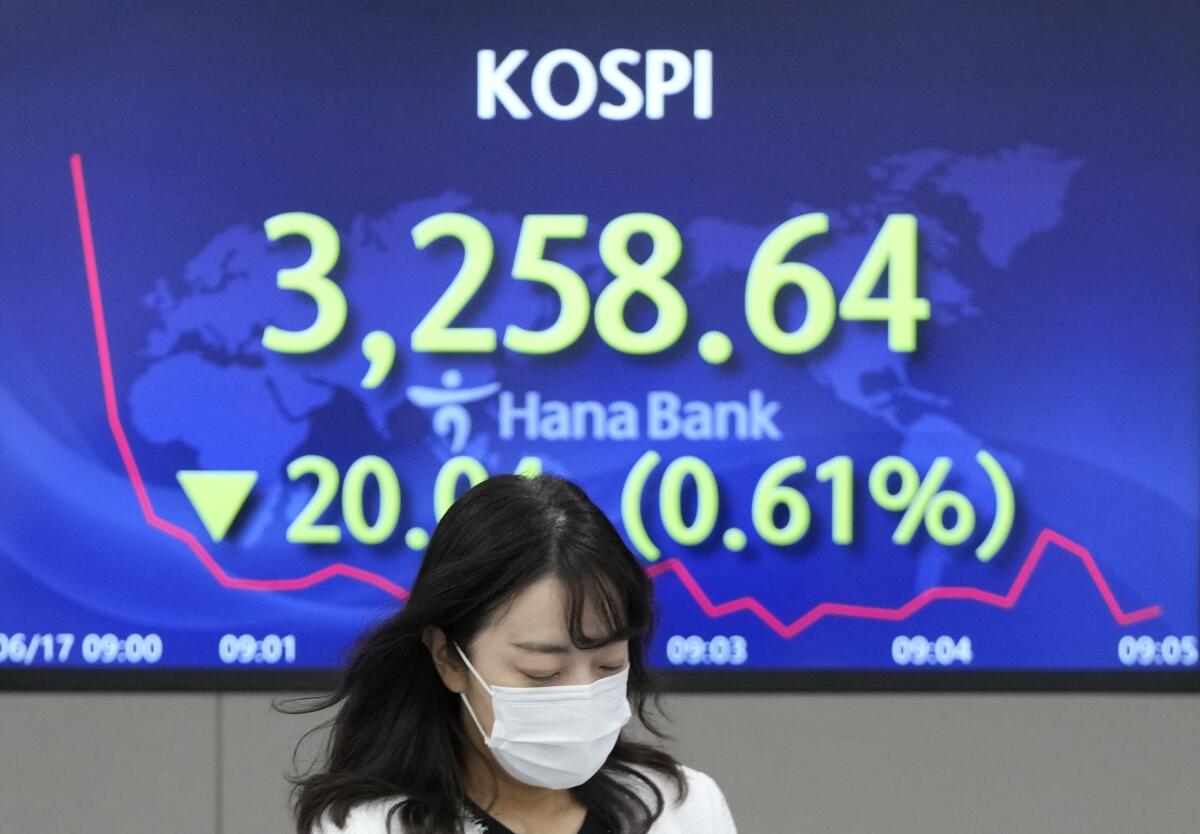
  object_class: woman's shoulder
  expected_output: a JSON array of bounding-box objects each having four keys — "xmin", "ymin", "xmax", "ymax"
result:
[
  {"xmin": 310, "ymin": 798, "xmax": 394, "ymax": 834},
  {"xmin": 617, "ymin": 761, "xmax": 737, "ymax": 832},
  {"xmin": 311, "ymin": 799, "xmax": 488, "ymax": 834},
  {"xmin": 310, "ymin": 763, "xmax": 735, "ymax": 834},
  {"xmin": 619, "ymin": 760, "xmax": 717, "ymax": 799}
]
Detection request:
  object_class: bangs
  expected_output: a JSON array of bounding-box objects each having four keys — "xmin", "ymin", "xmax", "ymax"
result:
[{"xmin": 558, "ymin": 555, "xmax": 651, "ymax": 650}]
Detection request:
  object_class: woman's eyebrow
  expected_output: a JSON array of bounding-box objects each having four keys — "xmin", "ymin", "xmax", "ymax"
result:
[
  {"xmin": 510, "ymin": 641, "xmax": 571, "ymax": 654},
  {"xmin": 510, "ymin": 638, "xmax": 624, "ymax": 653}
]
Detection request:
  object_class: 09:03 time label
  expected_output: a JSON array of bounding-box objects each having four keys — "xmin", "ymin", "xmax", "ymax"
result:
[{"xmin": 665, "ymin": 634, "xmax": 748, "ymax": 666}]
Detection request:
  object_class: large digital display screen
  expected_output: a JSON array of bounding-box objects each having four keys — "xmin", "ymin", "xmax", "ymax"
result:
[{"xmin": 2, "ymin": 2, "xmax": 1197, "ymax": 689}]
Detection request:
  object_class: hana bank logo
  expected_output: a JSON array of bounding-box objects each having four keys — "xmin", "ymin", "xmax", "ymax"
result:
[{"xmin": 405, "ymin": 370, "xmax": 501, "ymax": 453}]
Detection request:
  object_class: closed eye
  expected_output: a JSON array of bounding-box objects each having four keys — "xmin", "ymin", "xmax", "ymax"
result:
[{"xmin": 524, "ymin": 665, "xmax": 624, "ymax": 682}]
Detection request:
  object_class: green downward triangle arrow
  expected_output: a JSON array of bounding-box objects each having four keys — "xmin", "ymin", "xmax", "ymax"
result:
[{"xmin": 176, "ymin": 470, "xmax": 258, "ymax": 542}]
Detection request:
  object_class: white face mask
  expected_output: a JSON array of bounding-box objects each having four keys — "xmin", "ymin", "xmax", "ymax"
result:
[{"xmin": 453, "ymin": 641, "xmax": 633, "ymax": 789}]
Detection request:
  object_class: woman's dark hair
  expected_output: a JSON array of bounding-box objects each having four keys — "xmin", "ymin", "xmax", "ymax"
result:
[{"xmin": 279, "ymin": 473, "xmax": 687, "ymax": 834}]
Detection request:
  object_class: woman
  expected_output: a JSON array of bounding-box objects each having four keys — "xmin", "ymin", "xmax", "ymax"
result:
[{"xmin": 286, "ymin": 473, "xmax": 737, "ymax": 834}]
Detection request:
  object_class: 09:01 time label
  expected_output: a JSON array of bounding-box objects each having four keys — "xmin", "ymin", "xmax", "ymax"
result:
[
  {"xmin": 665, "ymin": 634, "xmax": 747, "ymax": 666},
  {"xmin": 217, "ymin": 633, "xmax": 297, "ymax": 665}
]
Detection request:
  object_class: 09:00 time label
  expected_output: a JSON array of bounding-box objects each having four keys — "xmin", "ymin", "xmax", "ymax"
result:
[{"xmin": 0, "ymin": 632, "xmax": 163, "ymax": 665}]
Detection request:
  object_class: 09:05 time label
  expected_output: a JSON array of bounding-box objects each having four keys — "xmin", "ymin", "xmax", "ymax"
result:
[{"xmin": 1117, "ymin": 635, "xmax": 1198, "ymax": 667}]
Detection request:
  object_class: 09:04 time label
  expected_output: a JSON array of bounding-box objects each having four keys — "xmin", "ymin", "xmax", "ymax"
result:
[{"xmin": 891, "ymin": 635, "xmax": 973, "ymax": 666}]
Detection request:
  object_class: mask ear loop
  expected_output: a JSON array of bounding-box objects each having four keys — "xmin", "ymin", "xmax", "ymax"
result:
[{"xmin": 453, "ymin": 641, "xmax": 494, "ymax": 745}]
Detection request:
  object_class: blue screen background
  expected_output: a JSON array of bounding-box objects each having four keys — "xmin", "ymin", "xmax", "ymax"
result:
[{"xmin": 1, "ymin": 1, "xmax": 1196, "ymax": 679}]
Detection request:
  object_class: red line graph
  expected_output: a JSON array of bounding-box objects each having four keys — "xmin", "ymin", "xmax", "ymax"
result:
[
  {"xmin": 70, "ymin": 154, "xmax": 409, "ymax": 601},
  {"xmin": 645, "ymin": 527, "xmax": 1161, "ymax": 637},
  {"xmin": 68, "ymin": 153, "xmax": 1163, "ymax": 636}
]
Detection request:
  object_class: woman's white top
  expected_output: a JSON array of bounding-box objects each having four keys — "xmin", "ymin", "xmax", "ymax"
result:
[{"xmin": 311, "ymin": 763, "xmax": 737, "ymax": 834}]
